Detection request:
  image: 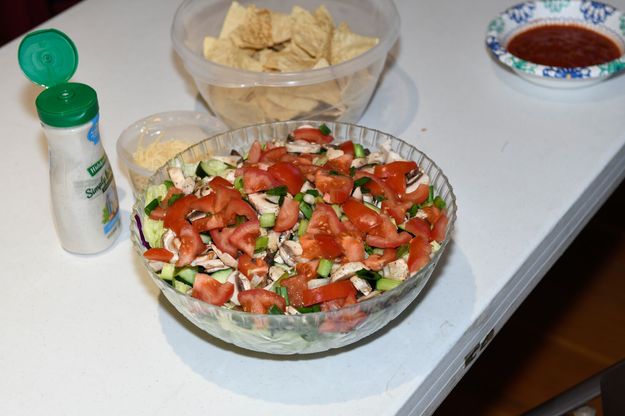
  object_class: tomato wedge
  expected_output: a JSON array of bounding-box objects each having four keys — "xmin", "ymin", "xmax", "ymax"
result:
[
  {"xmin": 238, "ymin": 254, "xmax": 269, "ymax": 278},
  {"xmin": 354, "ymin": 171, "xmax": 397, "ymax": 201},
  {"xmin": 402, "ymin": 183, "xmax": 430, "ymax": 204},
  {"xmin": 267, "ymin": 162, "xmax": 304, "ymax": 195},
  {"xmin": 238, "ymin": 289, "xmax": 286, "ymax": 314},
  {"xmin": 363, "ymin": 248, "xmax": 397, "ymax": 271},
  {"xmin": 259, "ymin": 146, "xmax": 287, "ymax": 163},
  {"xmin": 324, "ymin": 153, "xmax": 353, "ymax": 175},
  {"xmin": 247, "ymin": 141, "xmax": 262, "ymax": 164},
  {"xmin": 338, "ymin": 232, "xmax": 365, "ymax": 262},
  {"xmin": 192, "ymin": 212, "xmax": 228, "ymax": 232},
  {"xmin": 281, "ymin": 274, "xmax": 310, "ymax": 307},
  {"xmin": 381, "ymin": 199, "xmax": 413, "ymax": 223},
  {"xmin": 190, "ymin": 193, "xmax": 217, "ymax": 213},
  {"xmin": 224, "ymin": 198, "xmax": 256, "ymax": 223},
  {"xmin": 404, "ymin": 217, "xmax": 432, "ymax": 240},
  {"xmin": 292, "ymin": 127, "xmax": 333, "ymax": 144},
  {"xmin": 295, "ymin": 260, "xmax": 320, "ymax": 279},
  {"xmin": 300, "ymin": 234, "xmax": 343, "ymax": 259},
  {"xmin": 208, "ymin": 176, "xmax": 233, "ymax": 188},
  {"xmin": 177, "ymin": 223, "xmax": 206, "ymax": 267},
  {"xmin": 302, "ymin": 280, "xmax": 356, "ymax": 307},
  {"xmin": 407, "ymin": 236, "xmax": 432, "ymax": 273},
  {"xmin": 192, "ymin": 273, "xmax": 234, "ymax": 306},
  {"xmin": 274, "ymin": 197, "xmax": 299, "ymax": 232},
  {"xmin": 228, "ymin": 219, "xmax": 260, "ymax": 257},
  {"xmin": 315, "ymin": 170, "xmax": 353, "ymax": 204},
  {"xmin": 164, "ymin": 194, "xmax": 197, "ymax": 235},
  {"xmin": 338, "ymin": 140, "xmax": 355, "ymax": 156},
  {"xmin": 421, "ymin": 205, "xmax": 442, "ymax": 225},
  {"xmin": 366, "ymin": 214, "xmax": 412, "ymax": 248},
  {"xmin": 374, "ymin": 161, "xmax": 418, "ymax": 178},
  {"xmin": 341, "ymin": 199, "xmax": 382, "ymax": 233},
  {"xmin": 431, "ymin": 212, "xmax": 448, "ymax": 243},
  {"xmin": 243, "ymin": 167, "xmax": 280, "ymax": 194},
  {"xmin": 213, "ymin": 185, "xmax": 242, "ymax": 212},
  {"xmin": 143, "ymin": 247, "xmax": 174, "ymax": 262},
  {"xmin": 210, "ymin": 226, "xmax": 238, "ymax": 257},
  {"xmin": 307, "ymin": 203, "xmax": 345, "ymax": 236}
]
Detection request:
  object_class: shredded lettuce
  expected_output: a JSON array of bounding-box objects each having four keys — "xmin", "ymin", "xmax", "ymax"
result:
[
  {"xmin": 145, "ymin": 184, "xmax": 168, "ymax": 206},
  {"xmin": 143, "ymin": 217, "xmax": 165, "ymax": 248}
]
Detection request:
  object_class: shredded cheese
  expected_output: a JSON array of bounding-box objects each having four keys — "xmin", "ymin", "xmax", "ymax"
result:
[{"xmin": 133, "ymin": 137, "xmax": 192, "ymax": 171}]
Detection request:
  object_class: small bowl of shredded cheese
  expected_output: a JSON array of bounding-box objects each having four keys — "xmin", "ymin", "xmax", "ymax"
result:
[{"xmin": 117, "ymin": 111, "xmax": 227, "ymax": 197}]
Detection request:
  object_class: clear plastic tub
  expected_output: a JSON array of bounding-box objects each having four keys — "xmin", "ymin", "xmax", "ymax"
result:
[
  {"xmin": 116, "ymin": 111, "xmax": 227, "ymax": 197},
  {"xmin": 171, "ymin": 0, "xmax": 400, "ymax": 128}
]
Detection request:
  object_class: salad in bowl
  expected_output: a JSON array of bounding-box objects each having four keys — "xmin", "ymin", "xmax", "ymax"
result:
[{"xmin": 131, "ymin": 121, "xmax": 456, "ymax": 354}]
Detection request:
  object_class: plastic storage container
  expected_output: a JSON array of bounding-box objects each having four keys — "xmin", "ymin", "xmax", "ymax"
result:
[{"xmin": 171, "ymin": 0, "xmax": 400, "ymax": 128}]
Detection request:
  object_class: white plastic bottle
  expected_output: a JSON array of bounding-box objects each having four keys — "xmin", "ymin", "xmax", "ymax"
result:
[{"xmin": 19, "ymin": 29, "xmax": 121, "ymax": 253}]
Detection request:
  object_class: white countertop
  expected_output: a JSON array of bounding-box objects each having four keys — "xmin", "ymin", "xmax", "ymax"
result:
[{"xmin": 1, "ymin": 0, "xmax": 625, "ymax": 415}]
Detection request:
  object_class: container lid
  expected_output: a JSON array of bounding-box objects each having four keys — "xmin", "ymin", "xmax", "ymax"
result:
[
  {"xmin": 35, "ymin": 82, "xmax": 99, "ymax": 128},
  {"xmin": 18, "ymin": 29, "xmax": 78, "ymax": 88}
]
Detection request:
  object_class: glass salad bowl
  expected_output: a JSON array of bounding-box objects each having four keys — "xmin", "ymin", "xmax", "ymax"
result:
[{"xmin": 130, "ymin": 121, "xmax": 457, "ymax": 354}]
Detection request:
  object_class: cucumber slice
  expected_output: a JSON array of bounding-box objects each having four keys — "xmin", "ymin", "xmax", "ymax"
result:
[
  {"xmin": 354, "ymin": 143, "xmax": 366, "ymax": 158},
  {"xmin": 159, "ymin": 263, "xmax": 175, "ymax": 281},
  {"xmin": 259, "ymin": 213, "xmax": 276, "ymax": 228},
  {"xmin": 299, "ymin": 201, "xmax": 313, "ymax": 219},
  {"xmin": 173, "ymin": 280, "xmax": 192, "ymax": 294},
  {"xmin": 364, "ymin": 202, "xmax": 380, "ymax": 213},
  {"xmin": 175, "ymin": 267, "xmax": 197, "ymax": 285},
  {"xmin": 376, "ymin": 278, "xmax": 402, "ymax": 291},
  {"xmin": 199, "ymin": 159, "xmax": 230, "ymax": 177},
  {"xmin": 316, "ymin": 259, "xmax": 333, "ymax": 277},
  {"xmin": 298, "ymin": 219, "xmax": 309, "ymax": 237},
  {"xmin": 210, "ymin": 268, "xmax": 233, "ymax": 284},
  {"xmin": 255, "ymin": 235, "xmax": 269, "ymax": 252}
]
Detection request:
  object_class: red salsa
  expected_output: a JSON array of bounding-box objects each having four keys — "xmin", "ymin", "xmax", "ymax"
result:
[{"xmin": 507, "ymin": 24, "xmax": 622, "ymax": 67}]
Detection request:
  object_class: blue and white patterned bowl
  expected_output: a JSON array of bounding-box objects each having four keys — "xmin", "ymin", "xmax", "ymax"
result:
[{"xmin": 486, "ymin": 0, "xmax": 625, "ymax": 88}]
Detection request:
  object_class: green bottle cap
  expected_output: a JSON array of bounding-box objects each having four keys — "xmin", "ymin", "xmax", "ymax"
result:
[
  {"xmin": 35, "ymin": 82, "xmax": 99, "ymax": 128},
  {"xmin": 18, "ymin": 28, "xmax": 78, "ymax": 88}
]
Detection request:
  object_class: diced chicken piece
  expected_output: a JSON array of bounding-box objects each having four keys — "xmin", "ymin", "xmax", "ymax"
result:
[
  {"xmin": 268, "ymin": 264, "xmax": 289, "ymax": 281},
  {"xmin": 224, "ymin": 170, "xmax": 236, "ymax": 184},
  {"xmin": 357, "ymin": 290, "xmax": 381, "ymax": 302},
  {"xmin": 226, "ymin": 270, "xmax": 241, "ymax": 305},
  {"xmin": 380, "ymin": 140, "xmax": 403, "ymax": 163},
  {"xmin": 212, "ymin": 245, "xmax": 238, "ymax": 268},
  {"xmin": 350, "ymin": 276, "xmax": 373, "ymax": 296},
  {"xmin": 330, "ymin": 262, "xmax": 367, "ymax": 282},
  {"xmin": 285, "ymin": 306, "xmax": 301, "ymax": 315},
  {"xmin": 326, "ymin": 148, "xmax": 344, "ymax": 160},
  {"xmin": 250, "ymin": 274, "xmax": 265, "ymax": 288},
  {"xmin": 278, "ymin": 240, "xmax": 303, "ymax": 267},
  {"xmin": 167, "ymin": 167, "xmax": 195, "ymax": 195},
  {"xmin": 351, "ymin": 158, "xmax": 368, "ymax": 169},
  {"xmin": 365, "ymin": 151, "xmax": 385, "ymax": 165},
  {"xmin": 300, "ymin": 181, "xmax": 314, "ymax": 193},
  {"xmin": 248, "ymin": 193, "xmax": 279, "ymax": 215},
  {"xmin": 307, "ymin": 278, "xmax": 330, "ymax": 289},
  {"xmin": 267, "ymin": 231, "xmax": 280, "ymax": 252},
  {"xmin": 286, "ymin": 140, "xmax": 321, "ymax": 154},
  {"xmin": 383, "ymin": 259, "xmax": 409, "ymax": 281}
]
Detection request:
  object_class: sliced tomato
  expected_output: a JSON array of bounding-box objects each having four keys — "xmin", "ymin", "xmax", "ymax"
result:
[
  {"xmin": 295, "ymin": 260, "xmax": 320, "ymax": 280},
  {"xmin": 338, "ymin": 232, "xmax": 365, "ymax": 262},
  {"xmin": 366, "ymin": 214, "xmax": 412, "ymax": 248},
  {"xmin": 259, "ymin": 146, "xmax": 287, "ymax": 163},
  {"xmin": 354, "ymin": 171, "xmax": 397, "ymax": 201},
  {"xmin": 148, "ymin": 205, "xmax": 167, "ymax": 221},
  {"xmin": 407, "ymin": 236, "xmax": 432, "ymax": 273},
  {"xmin": 315, "ymin": 170, "xmax": 353, "ymax": 204},
  {"xmin": 292, "ymin": 127, "xmax": 333, "ymax": 144},
  {"xmin": 210, "ymin": 226, "xmax": 238, "ymax": 257},
  {"xmin": 383, "ymin": 173, "xmax": 407, "ymax": 195},
  {"xmin": 421, "ymin": 205, "xmax": 442, "ymax": 224},
  {"xmin": 302, "ymin": 280, "xmax": 356, "ymax": 307},
  {"xmin": 341, "ymin": 199, "xmax": 382, "ymax": 233},
  {"xmin": 402, "ymin": 183, "xmax": 430, "ymax": 204},
  {"xmin": 363, "ymin": 248, "xmax": 397, "ymax": 271},
  {"xmin": 338, "ymin": 140, "xmax": 355, "ymax": 156},
  {"xmin": 192, "ymin": 213, "xmax": 228, "ymax": 232},
  {"xmin": 162, "ymin": 186, "xmax": 184, "ymax": 206},
  {"xmin": 374, "ymin": 161, "xmax": 418, "ymax": 178},
  {"xmin": 224, "ymin": 198, "xmax": 257, "ymax": 223},
  {"xmin": 281, "ymin": 274, "xmax": 310, "ymax": 307},
  {"xmin": 381, "ymin": 199, "xmax": 413, "ymax": 223},
  {"xmin": 247, "ymin": 140, "xmax": 262, "ymax": 164},
  {"xmin": 274, "ymin": 197, "xmax": 299, "ymax": 232},
  {"xmin": 238, "ymin": 288, "xmax": 286, "ymax": 314},
  {"xmin": 177, "ymin": 223, "xmax": 206, "ymax": 267},
  {"xmin": 404, "ymin": 217, "xmax": 432, "ymax": 241},
  {"xmin": 143, "ymin": 247, "xmax": 174, "ymax": 262},
  {"xmin": 228, "ymin": 219, "xmax": 260, "ymax": 257},
  {"xmin": 192, "ymin": 273, "xmax": 234, "ymax": 306},
  {"xmin": 300, "ymin": 234, "xmax": 343, "ymax": 259},
  {"xmin": 238, "ymin": 254, "xmax": 269, "ymax": 278},
  {"xmin": 243, "ymin": 167, "xmax": 280, "ymax": 194},
  {"xmin": 431, "ymin": 212, "xmax": 448, "ymax": 243},
  {"xmin": 324, "ymin": 153, "xmax": 353, "ymax": 175},
  {"xmin": 319, "ymin": 292, "xmax": 366, "ymax": 333},
  {"xmin": 267, "ymin": 162, "xmax": 304, "ymax": 195},
  {"xmin": 164, "ymin": 194, "xmax": 197, "ymax": 235},
  {"xmin": 190, "ymin": 193, "xmax": 217, "ymax": 213},
  {"xmin": 307, "ymin": 203, "xmax": 345, "ymax": 236},
  {"xmin": 208, "ymin": 176, "xmax": 233, "ymax": 188},
  {"xmin": 213, "ymin": 185, "xmax": 242, "ymax": 212}
]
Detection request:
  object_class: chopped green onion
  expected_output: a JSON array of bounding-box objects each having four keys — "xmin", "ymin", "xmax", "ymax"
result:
[
  {"xmin": 266, "ymin": 185, "xmax": 288, "ymax": 196},
  {"xmin": 373, "ymin": 194, "xmax": 386, "ymax": 203},
  {"xmin": 235, "ymin": 215, "xmax": 246, "ymax": 225},
  {"xmin": 376, "ymin": 278, "xmax": 402, "ymax": 291},
  {"xmin": 328, "ymin": 170, "xmax": 340, "ymax": 176},
  {"xmin": 255, "ymin": 235, "xmax": 269, "ymax": 252},
  {"xmin": 274, "ymin": 286, "xmax": 290, "ymax": 306},
  {"xmin": 200, "ymin": 233, "xmax": 212, "ymax": 244},
  {"xmin": 159, "ymin": 263, "xmax": 176, "ymax": 281},
  {"xmin": 372, "ymin": 248, "xmax": 384, "ymax": 255},
  {"xmin": 259, "ymin": 213, "xmax": 276, "ymax": 228},
  {"xmin": 298, "ymin": 219, "xmax": 309, "ymax": 237},
  {"xmin": 163, "ymin": 180, "xmax": 174, "ymax": 189},
  {"xmin": 294, "ymin": 192, "xmax": 304, "ymax": 202},
  {"xmin": 299, "ymin": 201, "xmax": 313, "ymax": 219},
  {"xmin": 363, "ymin": 202, "xmax": 380, "ymax": 213},
  {"xmin": 397, "ymin": 244, "xmax": 410, "ymax": 259},
  {"xmin": 144, "ymin": 198, "xmax": 160, "ymax": 215},
  {"xmin": 297, "ymin": 304, "xmax": 321, "ymax": 313},
  {"xmin": 313, "ymin": 155, "xmax": 328, "ymax": 166},
  {"xmin": 364, "ymin": 244, "xmax": 375, "ymax": 255},
  {"xmin": 427, "ymin": 185, "xmax": 434, "ymax": 204},
  {"xmin": 319, "ymin": 123, "xmax": 332, "ymax": 136},
  {"xmin": 349, "ymin": 166, "xmax": 356, "ymax": 177},
  {"xmin": 353, "ymin": 177, "xmax": 371, "ymax": 188},
  {"xmin": 408, "ymin": 204, "xmax": 420, "ymax": 217},
  {"xmin": 433, "ymin": 195, "xmax": 446, "ymax": 210},
  {"xmin": 353, "ymin": 143, "xmax": 366, "ymax": 158},
  {"xmin": 234, "ymin": 176, "xmax": 244, "ymax": 193},
  {"xmin": 305, "ymin": 189, "xmax": 320, "ymax": 197},
  {"xmin": 331, "ymin": 204, "xmax": 342, "ymax": 218},
  {"xmin": 360, "ymin": 186, "xmax": 371, "ymax": 194},
  {"xmin": 278, "ymin": 194, "xmax": 285, "ymax": 206},
  {"xmin": 167, "ymin": 193, "xmax": 183, "ymax": 206},
  {"xmin": 267, "ymin": 305, "xmax": 284, "ymax": 315},
  {"xmin": 317, "ymin": 259, "xmax": 333, "ymax": 277},
  {"xmin": 355, "ymin": 268, "xmax": 383, "ymax": 282}
]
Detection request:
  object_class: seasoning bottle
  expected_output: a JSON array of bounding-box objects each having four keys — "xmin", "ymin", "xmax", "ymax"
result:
[{"xmin": 18, "ymin": 29, "xmax": 121, "ymax": 254}]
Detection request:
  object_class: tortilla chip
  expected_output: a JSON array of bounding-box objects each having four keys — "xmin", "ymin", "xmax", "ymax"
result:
[
  {"xmin": 312, "ymin": 58, "xmax": 330, "ymax": 69},
  {"xmin": 262, "ymin": 42, "xmax": 317, "ymax": 72},
  {"xmin": 208, "ymin": 86, "xmax": 267, "ymax": 127},
  {"xmin": 230, "ymin": 5, "xmax": 274, "ymax": 50},
  {"xmin": 219, "ymin": 1, "xmax": 247, "ymax": 39},
  {"xmin": 290, "ymin": 6, "xmax": 333, "ymax": 59},
  {"xmin": 271, "ymin": 11, "xmax": 292, "ymax": 44},
  {"xmin": 203, "ymin": 36, "xmax": 263, "ymax": 71},
  {"xmin": 331, "ymin": 22, "xmax": 379, "ymax": 65}
]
